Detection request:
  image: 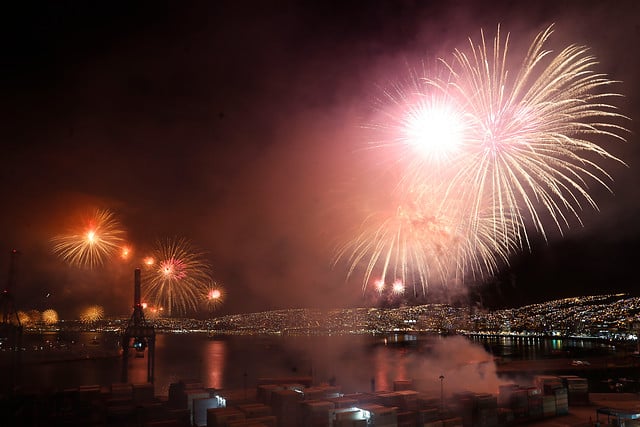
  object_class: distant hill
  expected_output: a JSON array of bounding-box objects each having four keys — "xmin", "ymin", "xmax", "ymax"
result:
[{"xmin": 137, "ymin": 293, "xmax": 640, "ymax": 338}]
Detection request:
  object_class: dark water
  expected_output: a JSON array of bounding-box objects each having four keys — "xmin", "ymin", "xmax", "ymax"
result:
[
  {"xmin": 2, "ymin": 332, "xmax": 635, "ymax": 396},
  {"xmin": 467, "ymin": 335, "xmax": 619, "ymax": 360}
]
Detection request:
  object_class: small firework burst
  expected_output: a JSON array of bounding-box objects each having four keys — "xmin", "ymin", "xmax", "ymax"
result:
[
  {"xmin": 204, "ymin": 283, "xmax": 225, "ymax": 314},
  {"xmin": 142, "ymin": 237, "xmax": 212, "ymax": 317},
  {"xmin": 42, "ymin": 309, "xmax": 59, "ymax": 325},
  {"xmin": 80, "ymin": 305, "xmax": 105, "ymax": 324},
  {"xmin": 51, "ymin": 208, "xmax": 126, "ymax": 269}
]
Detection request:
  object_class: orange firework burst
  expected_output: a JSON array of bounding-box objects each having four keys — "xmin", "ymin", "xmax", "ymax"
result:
[
  {"xmin": 17, "ymin": 310, "xmax": 31, "ymax": 326},
  {"xmin": 142, "ymin": 304, "xmax": 163, "ymax": 320},
  {"xmin": 80, "ymin": 305, "xmax": 104, "ymax": 324},
  {"xmin": 142, "ymin": 237, "xmax": 212, "ymax": 317},
  {"xmin": 27, "ymin": 309, "xmax": 42, "ymax": 324},
  {"xmin": 204, "ymin": 283, "xmax": 225, "ymax": 314},
  {"xmin": 51, "ymin": 208, "xmax": 126, "ymax": 269},
  {"xmin": 42, "ymin": 309, "xmax": 59, "ymax": 325},
  {"xmin": 120, "ymin": 246, "xmax": 132, "ymax": 260}
]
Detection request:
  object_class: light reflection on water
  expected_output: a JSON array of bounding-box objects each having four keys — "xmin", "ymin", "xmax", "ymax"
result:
[
  {"xmin": 126, "ymin": 334, "xmax": 226, "ymax": 390},
  {"xmin": 468, "ymin": 335, "xmax": 616, "ymax": 360},
  {"xmin": 2, "ymin": 332, "xmax": 625, "ymax": 395},
  {"xmin": 203, "ymin": 339, "xmax": 226, "ymax": 389}
]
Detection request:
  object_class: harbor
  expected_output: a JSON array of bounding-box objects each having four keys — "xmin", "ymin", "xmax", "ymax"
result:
[{"xmin": 3, "ymin": 373, "xmax": 640, "ymax": 426}]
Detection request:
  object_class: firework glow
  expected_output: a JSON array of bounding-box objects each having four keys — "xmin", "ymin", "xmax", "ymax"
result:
[
  {"xmin": 368, "ymin": 64, "xmax": 470, "ymax": 169},
  {"xmin": 51, "ymin": 209, "xmax": 127, "ymax": 269},
  {"xmin": 335, "ymin": 186, "xmax": 517, "ymax": 294},
  {"xmin": 374, "ymin": 279, "xmax": 385, "ymax": 294},
  {"xmin": 338, "ymin": 24, "xmax": 628, "ymax": 296},
  {"xmin": 392, "ymin": 280, "xmax": 405, "ymax": 295},
  {"xmin": 204, "ymin": 283, "xmax": 225, "ymax": 315},
  {"xmin": 42, "ymin": 309, "xmax": 59, "ymax": 325},
  {"xmin": 17, "ymin": 311, "xmax": 30, "ymax": 326},
  {"xmin": 80, "ymin": 305, "xmax": 105, "ymax": 324},
  {"xmin": 142, "ymin": 237, "xmax": 212, "ymax": 317},
  {"xmin": 428, "ymin": 24, "xmax": 628, "ymax": 245},
  {"xmin": 121, "ymin": 246, "xmax": 132, "ymax": 260}
]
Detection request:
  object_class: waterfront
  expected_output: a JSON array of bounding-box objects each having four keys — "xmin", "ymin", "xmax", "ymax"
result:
[{"xmin": 2, "ymin": 332, "xmax": 638, "ymax": 398}]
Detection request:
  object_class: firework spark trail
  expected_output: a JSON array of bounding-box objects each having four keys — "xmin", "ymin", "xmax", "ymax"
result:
[
  {"xmin": 339, "ymin": 24, "xmax": 628, "ymax": 295},
  {"xmin": 17, "ymin": 311, "xmax": 30, "ymax": 327},
  {"xmin": 334, "ymin": 185, "xmax": 518, "ymax": 295},
  {"xmin": 430, "ymin": 24, "xmax": 629, "ymax": 246},
  {"xmin": 42, "ymin": 309, "xmax": 59, "ymax": 325},
  {"xmin": 80, "ymin": 305, "xmax": 105, "ymax": 324},
  {"xmin": 51, "ymin": 209, "xmax": 126, "ymax": 269},
  {"xmin": 205, "ymin": 283, "xmax": 225, "ymax": 313},
  {"xmin": 365, "ymin": 63, "xmax": 471, "ymax": 189},
  {"xmin": 143, "ymin": 237, "xmax": 212, "ymax": 317}
]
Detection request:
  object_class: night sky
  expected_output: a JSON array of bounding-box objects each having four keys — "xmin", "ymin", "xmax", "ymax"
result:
[{"xmin": 1, "ymin": 1, "xmax": 639, "ymax": 319}]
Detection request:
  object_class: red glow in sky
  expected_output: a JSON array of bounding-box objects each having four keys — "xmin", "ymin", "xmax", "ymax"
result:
[{"xmin": 0, "ymin": 1, "xmax": 638, "ymax": 318}]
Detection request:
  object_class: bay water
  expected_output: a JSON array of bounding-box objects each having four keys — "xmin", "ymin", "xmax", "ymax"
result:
[{"xmin": 3, "ymin": 331, "xmax": 629, "ymax": 396}]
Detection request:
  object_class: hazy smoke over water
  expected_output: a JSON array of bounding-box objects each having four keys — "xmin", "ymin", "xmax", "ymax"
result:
[
  {"xmin": 273, "ymin": 334, "xmax": 510, "ymax": 396},
  {"xmin": 412, "ymin": 335, "xmax": 502, "ymax": 395}
]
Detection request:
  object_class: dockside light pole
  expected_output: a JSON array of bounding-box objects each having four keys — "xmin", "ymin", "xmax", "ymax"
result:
[{"xmin": 439, "ymin": 374, "xmax": 445, "ymax": 413}]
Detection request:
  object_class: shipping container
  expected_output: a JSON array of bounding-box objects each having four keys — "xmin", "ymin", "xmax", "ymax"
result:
[
  {"xmin": 394, "ymin": 380, "xmax": 413, "ymax": 391},
  {"xmin": 441, "ymin": 417, "xmax": 463, "ymax": 427},
  {"xmin": 206, "ymin": 407, "xmax": 245, "ymax": 427},
  {"xmin": 298, "ymin": 400, "xmax": 335, "ymax": 427},
  {"xmin": 236, "ymin": 403, "xmax": 272, "ymax": 418},
  {"xmin": 542, "ymin": 395, "xmax": 556, "ymax": 417}
]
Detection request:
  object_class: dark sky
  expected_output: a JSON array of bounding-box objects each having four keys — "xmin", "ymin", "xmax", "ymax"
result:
[{"xmin": 1, "ymin": 0, "xmax": 639, "ymax": 319}]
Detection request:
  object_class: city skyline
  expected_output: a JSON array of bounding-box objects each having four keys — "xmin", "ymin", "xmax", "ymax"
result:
[
  {"xmin": 1, "ymin": 1, "xmax": 639, "ymax": 319},
  {"xmin": 16, "ymin": 293, "xmax": 639, "ymax": 346}
]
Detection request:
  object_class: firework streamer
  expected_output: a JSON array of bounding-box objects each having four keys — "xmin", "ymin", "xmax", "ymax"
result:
[{"xmin": 51, "ymin": 208, "xmax": 127, "ymax": 269}]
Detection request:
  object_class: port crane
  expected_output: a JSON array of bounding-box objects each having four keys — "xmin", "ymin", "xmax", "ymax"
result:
[
  {"xmin": 121, "ymin": 268, "xmax": 156, "ymax": 383},
  {"xmin": 1, "ymin": 249, "xmax": 22, "ymax": 341},
  {"xmin": 1, "ymin": 249, "xmax": 23, "ymax": 392}
]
